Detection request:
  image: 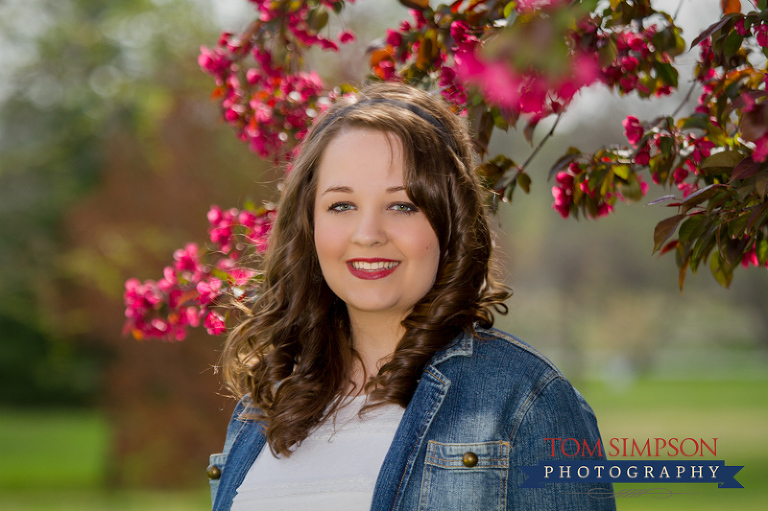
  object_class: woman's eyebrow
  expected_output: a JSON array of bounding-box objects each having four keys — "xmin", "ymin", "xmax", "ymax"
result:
[
  {"xmin": 320, "ymin": 185, "xmax": 406, "ymax": 195},
  {"xmin": 319, "ymin": 185, "xmax": 353, "ymax": 195}
]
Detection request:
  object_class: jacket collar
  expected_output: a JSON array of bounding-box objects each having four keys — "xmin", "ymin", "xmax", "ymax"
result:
[{"xmin": 427, "ymin": 329, "xmax": 474, "ymax": 366}]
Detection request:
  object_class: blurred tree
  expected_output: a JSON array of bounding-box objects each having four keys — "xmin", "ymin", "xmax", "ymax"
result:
[{"xmin": 0, "ymin": 0, "xmax": 272, "ymax": 487}]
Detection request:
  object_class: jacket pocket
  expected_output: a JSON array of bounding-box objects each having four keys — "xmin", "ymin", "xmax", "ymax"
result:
[
  {"xmin": 419, "ymin": 440, "xmax": 510, "ymax": 511},
  {"xmin": 208, "ymin": 452, "xmax": 227, "ymax": 507}
]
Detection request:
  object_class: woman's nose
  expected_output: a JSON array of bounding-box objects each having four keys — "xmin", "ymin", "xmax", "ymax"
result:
[{"xmin": 350, "ymin": 211, "xmax": 387, "ymax": 246}]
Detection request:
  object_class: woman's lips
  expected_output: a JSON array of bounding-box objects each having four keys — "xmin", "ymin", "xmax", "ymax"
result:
[{"xmin": 346, "ymin": 259, "xmax": 399, "ymax": 280}]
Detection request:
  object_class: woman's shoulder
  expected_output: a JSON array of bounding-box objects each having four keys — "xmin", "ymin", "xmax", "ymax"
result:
[
  {"xmin": 448, "ymin": 325, "xmax": 564, "ymax": 377},
  {"xmin": 437, "ymin": 326, "xmax": 597, "ymax": 419},
  {"xmin": 430, "ymin": 326, "xmax": 580, "ymax": 401}
]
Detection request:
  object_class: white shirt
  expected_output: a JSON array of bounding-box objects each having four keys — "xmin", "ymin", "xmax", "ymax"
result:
[{"xmin": 231, "ymin": 396, "xmax": 405, "ymax": 511}]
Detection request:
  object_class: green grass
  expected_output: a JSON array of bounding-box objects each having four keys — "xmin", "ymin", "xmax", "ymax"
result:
[
  {"xmin": 0, "ymin": 409, "xmax": 109, "ymax": 489},
  {"xmin": 0, "ymin": 489, "xmax": 210, "ymax": 511},
  {"xmin": 578, "ymin": 379, "xmax": 768, "ymax": 511},
  {"xmin": 0, "ymin": 379, "xmax": 765, "ymax": 510}
]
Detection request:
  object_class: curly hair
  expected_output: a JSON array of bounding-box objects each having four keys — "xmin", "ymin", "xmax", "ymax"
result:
[{"xmin": 221, "ymin": 82, "xmax": 511, "ymax": 456}]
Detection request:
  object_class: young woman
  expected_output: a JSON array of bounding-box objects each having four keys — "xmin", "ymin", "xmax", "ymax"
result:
[{"xmin": 207, "ymin": 83, "xmax": 616, "ymax": 510}]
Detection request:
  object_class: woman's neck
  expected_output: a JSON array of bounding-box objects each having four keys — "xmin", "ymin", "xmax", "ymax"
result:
[{"xmin": 347, "ymin": 311, "xmax": 404, "ymax": 389}]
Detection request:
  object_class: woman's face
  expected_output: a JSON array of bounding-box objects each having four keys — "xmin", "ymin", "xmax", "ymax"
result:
[{"xmin": 313, "ymin": 128, "xmax": 440, "ymax": 323}]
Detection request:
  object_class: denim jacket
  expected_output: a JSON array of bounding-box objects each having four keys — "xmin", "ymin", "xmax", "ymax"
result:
[{"xmin": 208, "ymin": 327, "xmax": 616, "ymax": 510}]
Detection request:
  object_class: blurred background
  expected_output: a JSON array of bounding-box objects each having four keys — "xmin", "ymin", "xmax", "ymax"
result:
[{"xmin": 0, "ymin": 0, "xmax": 765, "ymax": 509}]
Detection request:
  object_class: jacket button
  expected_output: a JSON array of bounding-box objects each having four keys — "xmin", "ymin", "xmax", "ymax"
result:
[
  {"xmin": 207, "ymin": 464, "xmax": 221, "ymax": 480},
  {"xmin": 462, "ymin": 451, "xmax": 478, "ymax": 467}
]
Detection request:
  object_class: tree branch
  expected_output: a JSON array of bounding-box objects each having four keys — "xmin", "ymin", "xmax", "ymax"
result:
[{"xmin": 521, "ymin": 113, "xmax": 563, "ymax": 172}]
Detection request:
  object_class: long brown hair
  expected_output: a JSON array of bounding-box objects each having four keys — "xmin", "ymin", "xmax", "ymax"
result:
[{"xmin": 222, "ymin": 82, "xmax": 510, "ymax": 456}]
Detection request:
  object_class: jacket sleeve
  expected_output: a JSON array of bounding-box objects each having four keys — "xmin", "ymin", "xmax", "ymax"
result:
[{"xmin": 508, "ymin": 374, "xmax": 616, "ymax": 510}]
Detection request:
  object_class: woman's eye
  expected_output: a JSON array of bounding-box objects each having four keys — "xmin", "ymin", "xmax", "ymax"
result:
[
  {"xmin": 329, "ymin": 202, "xmax": 354, "ymax": 212},
  {"xmin": 390, "ymin": 202, "xmax": 417, "ymax": 213}
]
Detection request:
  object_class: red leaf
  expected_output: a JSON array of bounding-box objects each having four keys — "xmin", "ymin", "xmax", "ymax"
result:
[
  {"xmin": 747, "ymin": 201, "xmax": 768, "ymax": 233},
  {"xmin": 524, "ymin": 118, "xmax": 539, "ymax": 145},
  {"xmin": 690, "ymin": 15, "xmax": 735, "ymax": 49},
  {"xmin": 680, "ymin": 184, "xmax": 724, "ymax": 213},
  {"xmin": 660, "ymin": 240, "xmax": 679, "ymax": 256},
  {"xmin": 646, "ymin": 195, "xmax": 678, "ymax": 206},
  {"xmin": 398, "ymin": 0, "xmax": 430, "ymax": 9},
  {"xmin": 721, "ymin": 0, "xmax": 741, "ymax": 15},
  {"xmin": 730, "ymin": 156, "xmax": 761, "ymax": 181},
  {"xmin": 654, "ymin": 214, "xmax": 687, "ymax": 254},
  {"xmin": 757, "ymin": 167, "xmax": 768, "ymax": 199}
]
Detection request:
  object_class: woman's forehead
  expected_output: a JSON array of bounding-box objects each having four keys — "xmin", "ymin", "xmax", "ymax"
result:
[{"xmin": 315, "ymin": 129, "xmax": 406, "ymax": 192}]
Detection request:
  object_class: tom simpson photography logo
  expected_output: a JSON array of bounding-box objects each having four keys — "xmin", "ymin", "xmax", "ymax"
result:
[{"xmin": 521, "ymin": 437, "xmax": 744, "ymax": 492}]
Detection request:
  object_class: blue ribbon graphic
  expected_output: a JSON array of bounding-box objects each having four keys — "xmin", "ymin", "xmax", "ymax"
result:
[{"xmin": 520, "ymin": 460, "xmax": 743, "ymax": 489}]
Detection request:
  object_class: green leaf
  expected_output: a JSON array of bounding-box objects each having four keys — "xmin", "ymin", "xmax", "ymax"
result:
[
  {"xmin": 678, "ymin": 258, "xmax": 689, "ymax": 291},
  {"xmin": 517, "ymin": 172, "xmax": 531, "ymax": 194},
  {"xmin": 307, "ymin": 8, "xmax": 329, "ymax": 31},
  {"xmin": 728, "ymin": 211, "xmax": 751, "ymax": 239},
  {"xmin": 492, "ymin": 109, "xmax": 509, "ymax": 131},
  {"xmin": 692, "ymin": 221, "xmax": 717, "ymax": 265},
  {"xmin": 723, "ymin": 31, "xmax": 744, "ymax": 62},
  {"xmin": 658, "ymin": 134, "xmax": 675, "ymax": 154},
  {"xmin": 598, "ymin": 38, "xmax": 618, "ymax": 68},
  {"xmin": 503, "ymin": 1, "xmax": 517, "ymax": 21},
  {"xmin": 757, "ymin": 238, "xmax": 768, "ymax": 265},
  {"xmin": 709, "ymin": 251, "xmax": 734, "ymax": 288},
  {"xmin": 653, "ymin": 214, "xmax": 687, "ymax": 254},
  {"xmin": 678, "ymin": 215, "xmax": 706, "ymax": 247},
  {"xmin": 654, "ymin": 62, "xmax": 678, "ymax": 88},
  {"xmin": 588, "ymin": 166, "xmax": 609, "ymax": 193},
  {"xmin": 618, "ymin": 173, "xmax": 643, "ymax": 202},
  {"xmin": 650, "ymin": 153, "xmax": 676, "ymax": 184},
  {"xmin": 613, "ymin": 164, "xmax": 630, "ymax": 180},
  {"xmin": 700, "ymin": 151, "xmax": 743, "ymax": 169},
  {"xmin": 679, "ymin": 113, "xmax": 711, "ymax": 131}
]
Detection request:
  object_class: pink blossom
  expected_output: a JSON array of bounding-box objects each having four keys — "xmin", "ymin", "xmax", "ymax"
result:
[
  {"xmin": 620, "ymin": 55, "xmax": 639, "ymax": 72},
  {"xmin": 338, "ymin": 30, "xmax": 355, "ymax": 44},
  {"xmin": 551, "ymin": 171, "xmax": 575, "ymax": 218},
  {"xmin": 203, "ymin": 311, "xmax": 227, "ymax": 336},
  {"xmin": 753, "ymin": 136, "xmax": 768, "ymax": 162},
  {"xmin": 735, "ymin": 19, "xmax": 749, "ymax": 37},
  {"xmin": 157, "ymin": 266, "xmax": 177, "ymax": 293},
  {"xmin": 594, "ymin": 202, "xmax": 614, "ymax": 218},
  {"xmin": 756, "ymin": 25, "xmax": 768, "ymax": 48},
  {"xmin": 516, "ymin": 0, "xmax": 566, "ymax": 11},
  {"xmin": 622, "ymin": 116, "xmax": 644, "ymax": 146},
  {"xmin": 638, "ymin": 175, "xmax": 649, "ymax": 196},
  {"xmin": 198, "ymin": 46, "xmax": 231, "ymax": 81},
  {"xmin": 677, "ymin": 182, "xmax": 698, "ymax": 197},
  {"xmin": 196, "ymin": 278, "xmax": 223, "ymax": 305},
  {"xmin": 552, "ymin": 186, "xmax": 572, "ymax": 218},
  {"xmin": 673, "ymin": 166, "xmax": 689, "ymax": 184},
  {"xmin": 185, "ymin": 307, "xmax": 200, "ymax": 327},
  {"xmin": 386, "ymin": 29, "xmax": 402, "ymax": 48},
  {"xmin": 635, "ymin": 146, "xmax": 650, "ymax": 166}
]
